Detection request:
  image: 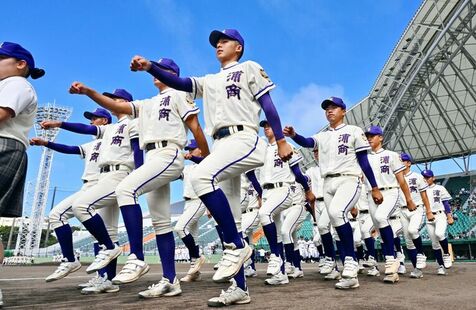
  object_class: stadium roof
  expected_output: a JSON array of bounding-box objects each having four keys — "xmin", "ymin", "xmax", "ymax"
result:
[{"xmin": 345, "ymin": 0, "xmax": 476, "ymax": 164}]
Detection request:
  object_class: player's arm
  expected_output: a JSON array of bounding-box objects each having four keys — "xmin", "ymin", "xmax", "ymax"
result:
[
  {"xmin": 258, "ymin": 93, "xmax": 292, "ymax": 161},
  {"xmin": 30, "ymin": 137, "xmax": 81, "ymax": 155},
  {"xmin": 130, "ymin": 56, "xmax": 193, "ymax": 93},
  {"xmin": 443, "ymin": 199, "xmax": 454, "ymax": 225},
  {"xmin": 282, "ymin": 126, "xmax": 315, "ymax": 148},
  {"xmin": 291, "ymin": 164, "xmax": 316, "ymax": 211},
  {"xmin": 69, "ymin": 82, "xmax": 132, "ymax": 115},
  {"xmin": 356, "ymin": 151, "xmax": 383, "ymax": 204},
  {"xmin": 420, "ymin": 190, "xmax": 434, "ymax": 221},
  {"xmin": 131, "ymin": 137, "xmax": 143, "ymax": 169},
  {"xmin": 395, "ymin": 171, "xmax": 416, "ymax": 211},
  {"xmin": 184, "ymin": 114, "xmax": 210, "ymax": 157},
  {"xmin": 0, "ymin": 107, "xmax": 14, "ymax": 123},
  {"xmin": 40, "ymin": 120, "xmax": 98, "ymax": 136},
  {"xmin": 184, "ymin": 153, "xmax": 204, "ymax": 164},
  {"xmin": 245, "ymin": 170, "xmax": 262, "ymax": 198}
]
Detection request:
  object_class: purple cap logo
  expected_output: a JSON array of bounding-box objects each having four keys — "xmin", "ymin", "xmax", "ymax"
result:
[
  {"xmin": 83, "ymin": 108, "xmax": 112, "ymax": 124},
  {"xmin": 365, "ymin": 125, "xmax": 383, "ymax": 136},
  {"xmin": 321, "ymin": 97, "xmax": 346, "ymax": 110},
  {"xmin": 0, "ymin": 42, "xmax": 45, "ymax": 79},
  {"xmin": 102, "ymin": 88, "xmax": 133, "ymax": 102}
]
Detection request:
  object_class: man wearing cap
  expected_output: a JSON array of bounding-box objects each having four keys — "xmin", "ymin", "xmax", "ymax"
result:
[
  {"xmin": 399, "ymin": 153, "xmax": 433, "ymax": 278},
  {"xmin": 0, "ymin": 42, "xmax": 44, "ymax": 218},
  {"xmin": 173, "ymin": 139, "xmax": 207, "ymax": 283},
  {"xmin": 421, "ymin": 169, "xmax": 454, "ymax": 275},
  {"xmin": 41, "ymin": 89, "xmax": 142, "ymax": 283},
  {"xmin": 129, "ymin": 29, "xmax": 293, "ymax": 306},
  {"xmin": 69, "ymin": 58, "xmax": 209, "ymax": 298},
  {"xmin": 30, "ymin": 110, "xmax": 122, "ymax": 293},
  {"xmin": 283, "ymin": 97, "xmax": 383, "ymax": 289},
  {"xmin": 363, "ymin": 125, "xmax": 416, "ymax": 283}
]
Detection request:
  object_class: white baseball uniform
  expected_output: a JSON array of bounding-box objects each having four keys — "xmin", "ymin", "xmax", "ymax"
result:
[
  {"xmin": 114, "ymin": 89, "xmax": 198, "ymax": 235},
  {"xmin": 425, "ymin": 183, "xmax": 451, "ymax": 250},
  {"xmin": 400, "ymin": 171, "xmax": 428, "ymax": 249},
  {"xmin": 281, "ymin": 183, "xmax": 308, "ymax": 250},
  {"xmin": 366, "ymin": 148, "xmax": 405, "ymax": 229},
  {"xmin": 311, "ymin": 124, "xmax": 369, "ymax": 227},
  {"xmin": 306, "ymin": 164, "xmax": 330, "ymax": 237},
  {"xmin": 357, "ymin": 182, "xmax": 374, "ymax": 240},
  {"xmin": 241, "ymin": 181, "xmax": 261, "ymax": 243},
  {"xmin": 298, "ymin": 238, "xmax": 308, "ymax": 259}
]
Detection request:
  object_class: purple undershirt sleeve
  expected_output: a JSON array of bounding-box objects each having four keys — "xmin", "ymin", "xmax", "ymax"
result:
[
  {"xmin": 60, "ymin": 122, "xmax": 98, "ymax": 136},
  {"xmin": 245, "ymin": 170, "xmax": 263, "ymax": 197},
  {"xmin": 258, "ymin": 93, "xmax": 285, "ymax": 141},
  {"xmin": 356, "ymin": 150, "xmax": 378, "ymax": 188},
  {"xmin": 291, "ymin": 133, "xmax": 315, "ymax": 148},
  {"xmin": 131, "ymin": 138, "xmax": 143, "ymax": 168},
  {"xmin": 45, "ymin": 142, "xmax": 81, "ymax": 155},
  {"xmin": 291, "ymin": 164, "xmax": 310, "ymax": 192},
  {"xmin": 442, "ymin": 200, "xmax": 452, "ymax": 214},
  {"xmin": 189, "ymin": 155, "xmax": 203, "ymax": 164},
  {"xmin": 147, "ymin": 63, "xmax": 193, "ymax": 93}
]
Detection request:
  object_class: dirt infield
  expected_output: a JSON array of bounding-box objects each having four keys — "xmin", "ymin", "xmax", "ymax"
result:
[{"xmin": 1, "ymin": 262, "xmax": 475, "ymax": 309}]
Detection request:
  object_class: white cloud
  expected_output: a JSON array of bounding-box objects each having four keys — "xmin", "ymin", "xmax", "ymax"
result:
[{"xmin": 273, "ymin": 83, "xmax": 347, "ymax": 136}]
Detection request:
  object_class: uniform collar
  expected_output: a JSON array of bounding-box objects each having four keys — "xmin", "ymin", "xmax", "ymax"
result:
[
  {"xmin": 160, "ymin": 88, "xmax": 173, "ymax": 95},
  {"xmin": 221, "ymin": 61, "xmax": 240, "ymax": 71},
  {"xmin": 371, "ymin": 148, "xmax": 385, "ymax": 155},
  {"xmin": 327, "ymin": 123, "xmax": 346, "ymax": 131},
  {"xmin": 117, "ymin": 116, "xmax": 128, "ymax": 123}
]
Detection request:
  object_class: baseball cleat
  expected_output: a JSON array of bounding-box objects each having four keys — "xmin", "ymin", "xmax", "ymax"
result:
[
  {"xmin": 319, "ymin": 257, "xmax": 336, "ymax": 275},
  {"xmin": 416, "ymin": 253, "xmax": 427, "ymax": 269},
  {"xmin": 81, "ymin": 274, "xmax": 120, "ymax": 294},
  {"xmin": 244, "ymin": 266, "xmax": 257, "ymax": 278},
  {"xmin": 112, "ymin": 253, "xmax": 150, "ymax": 284},
  {"xmin": 266, "ymin": 254, "xmax": 283, "ymax": 276},
  {"xmin": 384, "ymin": 256, "xmax": 400, "ymax": 275},
  {"xmin": 396, "ymin": 251, "xmax": 405, "ymax": 264},
  {"xmin": 335, "ymin": 277, "xmax": 359, "ymax": 289},
  {"xmin": 264, "ymin": 272, "xmax": 289, "ymax": 285},
  {"xmin": 290, "ymin": 268, "xmax": 304, "ymax": 279},
  {"xmin": 437, "ymin": 266, "xmax": 447, "ymax": 276},
  {"xmin": 207, "ymin": 280, "xmax": 251, "ymax": 307},
  {"xmin": 363, "ymin": 255, "xmax": 377, "ymax": 268},
  {"xmin": 342, "ymin": 257, "xmax": 359, "ymax": 279},
  {"xmin": 318, "ymin": 257, "xmax": 326, "ymax": 269},
  {"xmin": 45, "ymin": 258, "xmax": 81, "ymax": 282},
  {"xmin": 213, "ymin": 261, "xmax": 221, "ymax": 271},
  {"xmin": 138, "ymin": 277, "xmax": 182, "ymax": 298},
  {"xmin": 383, "ymin": 273, "xmax": 399, "ymax": 283},
  {"xmin": 212, "ymin": 241, "xmax": 252, "ymax": 283},
  {"xmin": 442, "ymin": 254, "xmax": 452, "ymax": 269},
  {"xmin": 187, "ymin": 255, "xmax": 206, "ymax": 275},
  {"xmin": 285, "ymin": 262, "xmax": 294, "ymax": 275},
  {"xmin": 180, "ymin": 271, "xmax": 202, "ymax": 282},
  {"xmin": 398, "ymin": 264, "xmax": 406, "ymax": 274},
  {"xmin": 324, "ymin": 269, "xmax": 341, "ymax": 280},
  {"xmin": 366, "ymin": 266, "xmax": 380, "ymax": 277},
  {"xmin": 358, "ymin": 260, "xmax": 365, "ymax": 274},
  {"xmin": 86, "ymin": 244, "xmax": 122, "ymax": 274},
  {"xmin": 77, "ymin": 274, "xmax": 102, "ymax": 289},
  {"xmin": 410, "ymin": 269, "xmax": 423, "ymax": 279}
]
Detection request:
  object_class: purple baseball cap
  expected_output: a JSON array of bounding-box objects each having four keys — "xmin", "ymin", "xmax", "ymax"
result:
[
  {"xmin": 321, "ymin": 97, "xmax": 346, "ymax": 110},
  {"xmin": 102, "ymin": 88, "xmax": 133, "ymax": 102},
  {"xmin": 151, "ymin": 58, "xmax": 180, "ymax": 76},
  {"xmin": 184, "ymin": 139, "xmax": 198, "ymax": 150},
  {"xmin": 209, "ymin": 29, "xmax": 245, "ymax": 49},
  {"xmin": 421, "ymin": 169, "xmax": 434, "ymax": 178},
  {"xmin": 259, "ymin": 120, "xmax": 269, "ymax": 127},
  {"xmin": 365, "ymin": 125, "xmax": 383, "ymax": 136},
  {"xmin": 84, "ymin": 108, "xmax": 112, "ymax": 124},
  {"xmin": 400, "ymin": 153, "xmax": 413, "ymax": 163},
  {"xmin": 0, "ymin": 42, "xmax": 45, "ymax": 79}
]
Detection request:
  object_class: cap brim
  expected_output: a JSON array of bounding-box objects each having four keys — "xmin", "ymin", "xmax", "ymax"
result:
[
  {"xmin": 102, "ymin": 92, "xmax": 122, "ymax": 100},
  {"xmin": 83, "ymin": 111, "xmax": 95, "ymax": 120},
  {"xmin": 209, "ymin": 30, "xmax": 241, "ymax": 48}
]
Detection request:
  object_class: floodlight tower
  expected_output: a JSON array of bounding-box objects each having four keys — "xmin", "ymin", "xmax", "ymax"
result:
[{"xmin": 15, "ymin": 103, "xmax": 72, "ymax": 257}]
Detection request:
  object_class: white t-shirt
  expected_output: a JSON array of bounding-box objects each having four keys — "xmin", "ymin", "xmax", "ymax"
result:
[
  {"xmin": 261, "ymin": 142, "xmax": 302, "ymax": 185},
  {"xmin": 366, "ymin": 148, "xmax": 405, "ymax": 189},
  {"xmin": 426, "ymin": 184, "xmax": 451, "ymax": 212},
  {"xmin": 0, "ymin": 76, "xmax": 37, "ymax": 147},
  {"xmin": 95, "ymin": 116, "xmax": 139, "ymax": 169},
  {"xmin": 191, "ymin": 60, "xmax": 275, "ymax": 136},
  {"xmin": 404, "ymin": 171, "xmax": 429, "ymax": 206},
  {"xmin": 312, "ymin": 124, "xmax": 370, "ymax": 178},
  {"xmin": 129, "ymin": 88, "xmax": 199, "ymax": 149},
  {"xmin": 79, "ymin": 139, "xmax": 102, "ymax": 182},
  {"xmin": 182, "ymin": 164, "xmax": 199, "ymax": 199},
  {"xmin": 306, "ymin": 165, "xmax": 324, "ymax": 199}
]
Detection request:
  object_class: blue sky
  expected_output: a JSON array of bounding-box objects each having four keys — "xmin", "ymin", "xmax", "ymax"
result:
[{"xmin": 3, "ymin": 0, "xmax": 473, "ymax": 221}]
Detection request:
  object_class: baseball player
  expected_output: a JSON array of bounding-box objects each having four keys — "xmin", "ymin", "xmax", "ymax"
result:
[
  {"xmin": 400, "ymin": 153, "xmax": 433, "ymax": 278},
  {"xmin": 422, "ymin": 170, "xmax": 454, "ymax": 275},
  {"xmin": 41, "ymin": 89, "xmax": 142, "ymax": 280},
  {"xmin": 174, "ymin": 140, "xmax": 207, "ymax": 282},
  {"xmin": 364, "ymin": 125, "xmax": 416, "ymax": 283},
  {"xmin": 130, "ymin": 28, "xmax": 293, "ymax": 306},
  {"xmin": 305, "ymin": 149, "xmax": 341, "ymax": 279},
  {"xmin": 30, "ymin": 109, "xmax": 119, "ymax": 286},
  {"xmin": 69, "ymin": 59, "xmax": 209, "ymax": 298},
  {"xmin": 284, "ymin": 97, "xmax": 383, "ymax": 289},
  {"xmin": 258, "ymin": 120, "xmax": 313, "ymax": 285}
]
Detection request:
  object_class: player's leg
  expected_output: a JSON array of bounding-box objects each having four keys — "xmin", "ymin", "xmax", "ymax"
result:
[
  {"xmin": 242, "ymin": 210, "xmax": 259, "ymax": 277},
  {"xmin": 281, "ymin": 205, "xmax": 306, "ymax": 279},
  {"xmin": 351, "ymin": 219, "xmax": 365, "ymax": 274},
  {"xmin": 317, "ymin": 202, "xmax": 338, "ymax": 275},
  {"xmin": 408, "ymin": 207, "xmax": 427, "ymax": 270},
  {"xmin": 426, "ymin": 219, "xmax": 445, "ymax": 275},
  {"xmin": 434, "ymin": 212, "xmax": 451, "ymax": 269},
  {"xmin": 360, "ymin": 213, "xmax": 377, "ymax": 271}
]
